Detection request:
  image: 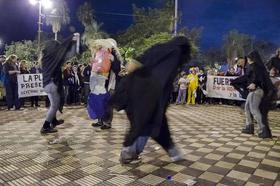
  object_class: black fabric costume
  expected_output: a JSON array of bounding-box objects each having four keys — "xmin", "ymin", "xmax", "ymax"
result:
[
  {"xmin": 109, "ymin": 36, "xmax": 191, "ymax": 149},
  {"xmin": 42, "ymin": 37, "xmax": 76, "ymax": 112}
]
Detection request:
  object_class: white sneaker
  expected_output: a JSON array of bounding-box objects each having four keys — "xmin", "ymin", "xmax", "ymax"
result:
[{"xmin": 168, "ymin": 147, "xmax": 183, "ymax": 162}]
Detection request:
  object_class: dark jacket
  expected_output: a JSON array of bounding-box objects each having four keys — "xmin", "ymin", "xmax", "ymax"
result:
[
  {"xmin": 83, "ymin": 65, "xmax": 91, "ymax": 83},
  {"xmin": 3, "ymin": 62, "xmax": 19, "ymax": 84},
  {"xmin": 268, "ymin": 56, "xmax": 280, "ymax": 72},
  {"xmin": 42, "ymin": 37, "xmax": 76, "ymax": 87},
  {"xmin": 30, "ymin": 67, "xmax": 42, "ymax": 74}
]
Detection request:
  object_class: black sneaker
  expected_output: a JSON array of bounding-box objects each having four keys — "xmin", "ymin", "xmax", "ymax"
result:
[
  {"xmin": 52, "ymin": 118, "xmax": 64, "ymax": 128},
  {"xmin": 40, "ymin": 127, "xmax": 57, "ymax": 134},
  {"xmin": 241, "ymin": 124, "xmax": 254, "ymax": 135},
  {"xmin": 92, "ymin": 121, "xmax": 103, "ymax": 127},
  {"xmin": 101, "ymin": 124, "xmax": 111, "ymax": 130},
  {"xmin": 258, "ymin": 128, "xmax": 272, "ymax": 139}
]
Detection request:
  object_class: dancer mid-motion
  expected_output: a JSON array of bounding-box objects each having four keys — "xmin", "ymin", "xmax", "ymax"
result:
[{"xmin": 109, "ymin": 36, "xmax": 191, "ymax": 164}]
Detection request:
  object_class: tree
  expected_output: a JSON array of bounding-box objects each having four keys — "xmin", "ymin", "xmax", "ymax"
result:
[
  {"xmin": 223, "ymin": 30, "xmax": 254, "ymax": 66},
  {"xmin": 116, "ymin": 2, "xmax": 202, "ymax": 59},
  {"xmin": 116, "ymin": 3, "xmax": 174, "ymax": 48},
  {"xmin": 199, "ymin": 48, "xmax": 227, "ymax": 67},
  {"xmin": 253, "ymin": 40, "xmax": 278, "ymax": 63},
  {"xmin": 77, "ymin": 2, "xmax": 108, "ymax": 46},
  {"xmin": 5, "ymin": 40, "xmax": 38, "ymax": 67},
  {"xmin": 45, "ymin": 0, "xmax": 70, "ymax": 40}
]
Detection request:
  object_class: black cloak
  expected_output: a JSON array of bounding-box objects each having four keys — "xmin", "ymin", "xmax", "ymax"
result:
[
  {"xmin": 109, "ymin": 36, "xmax": 191, "ymax": 148},
  {"xmin": 42, "ymin": 36, "xmax": 77, "ymax": 112}
]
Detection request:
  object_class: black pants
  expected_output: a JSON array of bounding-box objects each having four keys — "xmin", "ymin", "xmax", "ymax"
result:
[
  {"xmin": 196, "ymin": 88, "xmax": 206, "ymax": 104},
  {"xmin": 31, "ymin": 96, "xmax": 39, "ymax": 106},
  {"xmin": 5, "ymin": 82, "xmax": 20, "ymax": 109}
]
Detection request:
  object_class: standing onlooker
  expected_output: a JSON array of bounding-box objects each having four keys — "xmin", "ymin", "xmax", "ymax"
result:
[
  {"xmin": 235, "ymin": 57, "xmax": 248, "ymax": 76},
  {"xmin": 0, "ymin": 55, "xmax": 5, "ymax": 79},
  {"xmin": 19, "ymin": 60, "xmax": 30, "ymax": 107},
  {"xmin": 226, "ymin": 67, "xmax": 236, "ymax": 76},
  {"xmin": 170, "ymin": 74, "xmax": 179, "ymax": 103},
  {"xmin": 69, "ymin": 63, "xmax": 81, "ymax": 105},
  {"xmin": 2, "ymin": 55, "xmax": 21, "ymax": 110},
  {"xmin": 83, "ymin": 61, "xmax": 91, "ymax": 105},
  {"xmin": 187, "ymin": 68, "xmax": 198, "ymax": 105},
  {"xmin": 30, "ymin": 61, "xmax": 42, "ymax": 107},
  {"xmin": 197, "ymin": 69, "xmax": 207, "ymax": 104},
  {"xmin": 176, "ymin": 72, "xmax": 188, "ymax": 104},
  {"xmin": 63, "ymin": 62, "xmax": 72, "ymax": 105},
  {"xmin": 78, "ymin": 64, "xmax": 85, "ymax": 104},
  {"xmin": 268, "ymin": 48, "xmax": 280, "ymax": 73}
]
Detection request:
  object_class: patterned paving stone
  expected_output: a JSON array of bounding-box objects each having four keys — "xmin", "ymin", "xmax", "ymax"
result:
[{"xmin": 0, "ymin": 105, "xmax": 280, "ymax": 185}]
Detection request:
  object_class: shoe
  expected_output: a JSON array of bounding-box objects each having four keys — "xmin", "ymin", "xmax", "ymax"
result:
[
  {"xmin": 92, "ymin": 121, "xmax": 103, "ymax": 127},
  {"xmin": 52, "ymin": 118, "xmax": 64, "ymax": 128},
  {"xmin": 101, "ymin": 124, "xmax": 111, "ymax": 130},
  {"xmin": 119, "ymin": 147, "xmax": 141, "ymax": 164},
  {"xmin": 15, "ymin": 108, "xmax": 24, "ymax": 111},
  {"xmin": 168, "ymin": 146, "xmax": 183, "ymax": 162},
  {"xmin": 241, "ymin": 124, "xmax": 254, "ymax": 134},
  {"xmin": 40, "ymin": 127, "xmax": 57, "ymax": 134},
  {"xmin": 258, "ymin": 127, "xmax": 272, "ymax": 139}
]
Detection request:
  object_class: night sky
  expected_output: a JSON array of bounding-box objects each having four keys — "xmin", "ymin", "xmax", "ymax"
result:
[{"xmin": 0, "ymin": 0, "xmax": 279, "ymax": 52}]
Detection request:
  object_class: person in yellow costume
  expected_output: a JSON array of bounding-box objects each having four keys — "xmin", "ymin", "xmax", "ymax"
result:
[{"xmin": 187, "ymin": 68, "xmax": 199, "ymax": 104}]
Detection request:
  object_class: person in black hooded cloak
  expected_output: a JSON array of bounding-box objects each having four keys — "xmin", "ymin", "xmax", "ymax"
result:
[
  {"xmin": 109, "ymin": 36, "xmax": 191, "ymax": 164},
  {"xmin": 40, "ymin": 33, "xmax": 80, "ymax": 134},
  {"xmin": 232, "ymin": 50, "xmax": 276, "ymax": 139}
]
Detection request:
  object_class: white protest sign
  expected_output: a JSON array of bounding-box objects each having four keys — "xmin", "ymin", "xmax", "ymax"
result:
[
  {"xmin": 17, "ymin": 74, "xmax": 47, "ymax": 98},
  {"xmin": 206, "ymin": 75, "xmax": 244, "ymax": 101}
]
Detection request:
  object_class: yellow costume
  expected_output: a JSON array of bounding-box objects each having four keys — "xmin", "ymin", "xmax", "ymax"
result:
[{"xmin": 187, "ymin": 72, "xmax": 198, "ymax": 104}]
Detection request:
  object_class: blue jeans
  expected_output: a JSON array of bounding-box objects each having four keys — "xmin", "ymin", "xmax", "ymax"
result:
[
  {"xmin": 245, "ymin": 88, "xmax": 265, "ymax": 130},
  {"xmin": 176, "ymin": 89, "xmax": 186, "ymax": 104},
  {"xmin": 131, "ymin": 136, "xmax": 149, "ymax": 155},
  {"xmin": 44, "ymin": 82, "xmax": 60, "ymax": 122}
]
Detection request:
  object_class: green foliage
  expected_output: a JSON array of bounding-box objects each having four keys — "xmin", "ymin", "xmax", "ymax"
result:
[
  {"xmin": 45, "ymin": 0, "xmax": 70, "ymax": 40},
  {"xmin": 77, "ymin": 2, "xmax": 108, "ymax": 46},
  {"xmin": 79, "ymin": 49, "xmax": 92, "ymax": 64},
  {"xmin": 119, "ymin": 47, "xmax": 135, "ymax": 61},
  {"xmin": 116, "ymin": 3, "xmax": 201, "ymax": 59},
  {"xmin": 77, "ymin": 1, "xmax": 95, "ymax": 27},
  {"xmin": 136, "ymin": 32, "xmax": 172, "ymax": 56},
  {"xmin": 223, "ymin": 29, "xmax": 254, "ymax": 65},
  {"xmin": 5, "ymin": 40, "xmax": 37, "ymax": 67},
  {"xmin": 116, "ymin": 4, "xmax": 173, "ymax": 48}
]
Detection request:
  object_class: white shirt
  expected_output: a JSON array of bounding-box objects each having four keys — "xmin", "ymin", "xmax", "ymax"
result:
[{"xmin": 178, "ymin": 77, "xmax": 188, "ymax": 90}]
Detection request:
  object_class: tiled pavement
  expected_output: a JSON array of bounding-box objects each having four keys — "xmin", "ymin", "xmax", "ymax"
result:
[{"xmin": 0, "ymin": 105, "xmax": 280, "ymax": 186}]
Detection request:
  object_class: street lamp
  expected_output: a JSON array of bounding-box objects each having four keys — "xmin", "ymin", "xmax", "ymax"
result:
[
  {"xmin": 29, "ymin": 0, "xmax": 53, "ymax": 52},
  {"xmin": 173, "ymin": 0, "xmax": 178, "ymax": 36}
]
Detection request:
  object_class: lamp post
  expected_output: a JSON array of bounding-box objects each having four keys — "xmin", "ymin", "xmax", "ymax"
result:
[
  {"xmin": 173, "ymin": 0, "xmax": 178, "ymax": 36},
  {"xmin": 29, "ymin": 0, "xmax": 52, "ymax": 52}
]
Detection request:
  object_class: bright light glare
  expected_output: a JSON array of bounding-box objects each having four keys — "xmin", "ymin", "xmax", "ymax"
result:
[
  {"xmin": 29, "ymin": 0, "xmax": 37, "ymax": 5},
  {"xmin": 42, "ymin": 0, "xmax": 53, "ymax": 9}
]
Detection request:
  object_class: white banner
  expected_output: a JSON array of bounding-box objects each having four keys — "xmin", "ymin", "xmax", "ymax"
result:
[
  {"xmin": 17, "ymin": 74, "xmax": 47, "ymax": 98},
  {"xmin": 206, "ymin": 75, "xmax": 244, "ymax": 101}
]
